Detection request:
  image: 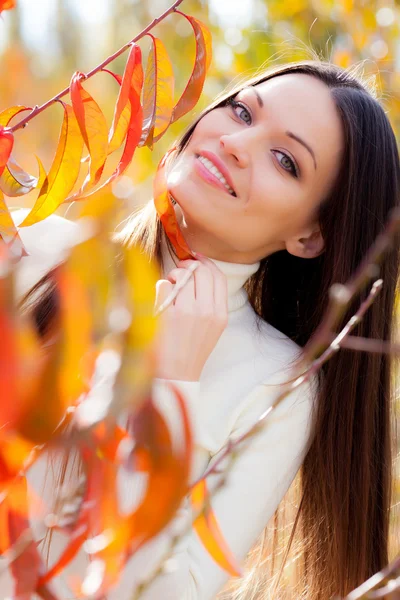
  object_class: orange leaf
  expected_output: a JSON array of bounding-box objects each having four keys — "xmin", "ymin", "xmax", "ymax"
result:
[
  {"xmin": 74, "ymin": 46, "xmax": 144, "ymax": 201},
  {"xmin": 0, "ymin": 126, "xmax": 14, "ymax": 177},
  {"xmin": 0, "ymin": 0, "xmax": 16, "ymax": 14},
  {"xmin": 70, "ymin": 72, "xmax": 108, "ymax": 192},
  {"xmin": 0, "ymin": 257, "xmax": 44, "ymax": 435},
  {"xmin": 19, "ymin": 103, "xmax": 83, "ymax": 227},
  {"xmin": 153, "ymin": 147, "xmax": 194, "ymax": 260},
  {"xmin": 106, "ymin": 70, "xmax": 131, "ymax": 155},
  {"xmin": 0, "ymin": 249, "xmax": 18, "ymax": 426},
  {"xmin": 190, "ymin": 478, "xmax": 243, "ymax": 577},
  {"xmin": 55, "ymin": 264, "xmax": 94, "ymax": 411},
  {"xmin": 128, "ymin": 383, "xmax": 193, "ymax": 552},
  {"xmin": 166, "ymin": 12, "xmax": 212, "ymax": 127},
  {"xmin": 139, "ymin": 35, "xmax": 174, "ymax": 150}
]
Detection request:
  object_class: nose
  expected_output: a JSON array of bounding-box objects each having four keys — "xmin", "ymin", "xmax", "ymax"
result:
[{"xmin": 219, "ymin": 132, "xmax": 250, "ymax": 168}]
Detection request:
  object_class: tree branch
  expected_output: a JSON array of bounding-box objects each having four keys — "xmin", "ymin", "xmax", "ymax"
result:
[{"xmin": 7, "ymin": 0, "xmax": 185, "ymax": 134}]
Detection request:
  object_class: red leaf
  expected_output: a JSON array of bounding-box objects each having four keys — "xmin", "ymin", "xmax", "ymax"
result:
[
  {"xmin": 107, "ymin": 44, "xmax": 143, "ymax": 154},
  {"xmin": 0, "ymin": 126, "xmax": 14, "ymax": 177},
  {"xmin": 153, "ymin": 147, "xmax": 195, "ymax": 260},
  {"xmin": 73, "ymin": 45, "xmax": 144, "ymax": 201},
  {"xmin": 70, "ymin": 72, "xmax": 108, "ymax": 193}
]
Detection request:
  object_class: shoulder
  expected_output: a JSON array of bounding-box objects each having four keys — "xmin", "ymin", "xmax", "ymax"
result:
[{"xmin": 11, "ymin": 208, "xmax": 79, "ymax": 300}]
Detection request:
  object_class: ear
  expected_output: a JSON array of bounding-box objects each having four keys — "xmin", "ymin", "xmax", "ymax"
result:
[{"xmin": 285, "ymin": 225, "xmax": 325, "ymax": 259}]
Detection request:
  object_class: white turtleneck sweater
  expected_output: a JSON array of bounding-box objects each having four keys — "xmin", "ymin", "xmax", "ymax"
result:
[{"xmin": 8, "ymin": 209, "xmax": 318, "ymax": 600}]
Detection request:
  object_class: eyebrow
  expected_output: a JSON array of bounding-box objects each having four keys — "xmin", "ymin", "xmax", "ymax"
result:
[{"xmin": 241, "ymin": 86, "xmax": 318, "ymax": 171}]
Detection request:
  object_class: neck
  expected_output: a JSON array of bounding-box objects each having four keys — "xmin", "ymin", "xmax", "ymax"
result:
[{"xmin": 160, "ymin": 229, "xmax": 261, "ymax": 313}]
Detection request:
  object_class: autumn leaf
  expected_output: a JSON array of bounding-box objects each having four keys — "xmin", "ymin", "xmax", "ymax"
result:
[
  {"xmin": 0, "ymin": 0, "xmax": 16, "ymax": 14},
  {"xmin": 0, "ymin": 105, "xmax": 31, "ymax": 128},
  {"xmin": 128, "ymin": 382, "xmax": 193, "ymax": 553},
  {"xmin": 105, "ymin": 70, "xmax": 131, "ymax": 155},
  {"xmin": 0, "ymin": 189, "xmax": 27, "ymax": 257},
  {"xmin": 70, "ymin": 71, "xmax": 109, "ymax": 193},
  {"xmin": 153, "ymin": 147, "xmax": 194, "ymax": 260},
  {"xmin": 0, "ymin": 107, "xmax": 34, "ymax": 194},
  {"xmin": 0, "ymin": 155, "xmax": 43, "ymax": 197},
  {"xmin": 75, "ymin": 45, "xmax": 144, "ymax": 201},
  {"xmin": 139, "ymin": 34, "xmax": 174, "ymax": 150},
  {"xmin": 107, "ymin": 43, "xmax": 143, "ymax": 153},
  {"xmin": 0, "ymin": 126, "xmax": 14, "ymax": 177},
  {"xmin": 190, "ymin": 478, "xmax": 243, "ymax": 577},
  {"xmin": 163, "ymin": 12, "xmax": 212, "ymax": 129},
  {"xmin": 19, "ymin": 103, "xmax": 83, "ymax": 227}
]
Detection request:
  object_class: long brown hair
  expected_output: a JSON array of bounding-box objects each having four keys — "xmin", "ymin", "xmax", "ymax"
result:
[{"xmin": 22, "ymin": 57, "xmax": 400, "ymax": 599}]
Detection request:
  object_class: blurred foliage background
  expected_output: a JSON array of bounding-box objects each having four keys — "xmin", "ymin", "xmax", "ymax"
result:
[{"xmin": 0, "ymin": 0, "xmax": 399, "ymax": 561}]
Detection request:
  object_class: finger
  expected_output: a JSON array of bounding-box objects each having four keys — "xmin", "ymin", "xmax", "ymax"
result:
[
  {"xmin": 179, "ymin": 258, "xmax": 226, "ymax": 313},
  {"xmin": 167, "ymin": 266, "xmax": 196, "ymax": 307},
  {"xmin": 177, "ymin": 260, "xmax": 214, "ymax": 307},
  {"xmin": 154, "ymin": 279, "xmax": 174, "ymax": 314}
]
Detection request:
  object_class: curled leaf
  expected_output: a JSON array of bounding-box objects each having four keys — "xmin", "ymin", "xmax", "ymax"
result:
[
  {"xmin": 0, "ymin": 155, "xmax": 40, "ymax": 197},
  {"xmin": 105, "ymin": 71, "xmax": 131, "ymax": 155},
  {"xmin": 70, "ymin": 72, "xmax": 109, "ymax": 193},
  {"xmin": 153, "ymin": 147, "xmax": 194, "ymax": 260},
  {"xmin": 75, "ymin": 45, "xmax": 144, "ymax": 201},
  {"xmin": 190, "ymin": 478, "xmax": 243, "ymax": 577},
  {"xmin": 0, "ymin": 106, "xmax": 31, "ymax": 127},
  {"xmin": 163, "ymin": 12, "xmax": 212, "ymax": 130},
  {"xmin": 139, "ymin": 35, "xmax": 174, "ymax": 150},
  {"xmin": 19, "ymin": 102, "xmax": 83, "ymax": 227},
  {"xmin": 106, "ymin": 43, "xmax": 143, "ymax": 155}
]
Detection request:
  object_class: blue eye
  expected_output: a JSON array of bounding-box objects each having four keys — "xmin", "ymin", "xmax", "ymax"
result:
[
  {"xmin": 272, "ymin": 150, "xmax": 299, "ymax": 178},
  {"xmin": 228, "ymin": 99, "xmax": 252, "ymax": 125},
  {"xmin": 226, "ymin": 98, "xmax": 300, "ymax": 179}
]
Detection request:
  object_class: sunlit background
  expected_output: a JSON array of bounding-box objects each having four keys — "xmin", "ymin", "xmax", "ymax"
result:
[
  {"xmin": 0, "ymin": 0, "xmax": 399, "ymax": 572},
  {"xmin": 2, "ymin": 0, "xmax": 400, "ymax": 206}
]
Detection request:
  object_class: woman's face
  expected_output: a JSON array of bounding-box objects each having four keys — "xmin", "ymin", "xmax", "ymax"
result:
[{"xmin": 167, "ymin": 73, "xmax": 344, "ymax": 264}]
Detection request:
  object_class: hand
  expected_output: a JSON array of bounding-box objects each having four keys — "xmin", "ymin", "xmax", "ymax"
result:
[{"xmin": 153, "ymin": 256, "xmax": 228, "ymax": 381}]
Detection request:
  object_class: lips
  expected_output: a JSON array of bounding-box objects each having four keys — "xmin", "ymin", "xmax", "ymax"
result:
[{"xmin": 196, "ymin": 150, "xmax": 237, "ymax": 197}]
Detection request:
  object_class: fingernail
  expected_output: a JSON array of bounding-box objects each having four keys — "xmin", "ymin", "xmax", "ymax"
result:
[{"xmin": 193, "ymin": 251, "xmax": 205, "ymax": 258}]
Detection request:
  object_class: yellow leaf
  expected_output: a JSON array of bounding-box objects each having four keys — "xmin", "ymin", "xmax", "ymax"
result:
[
  {"xmin": 19, "ymin": 103, "xmax": 83, "ymax": 227},
  {"xmin": 191, "ymin": 479, "xmax": 243, "ymax": 577}
]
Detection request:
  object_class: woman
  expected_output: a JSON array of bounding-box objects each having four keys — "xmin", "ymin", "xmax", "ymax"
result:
[{"xmin": 13, "ymin": 58, "xmax": 400, "ymax": 599}]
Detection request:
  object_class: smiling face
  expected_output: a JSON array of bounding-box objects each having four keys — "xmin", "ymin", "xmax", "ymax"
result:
[{"xmin": 166, "ymin": 73, "xmax": 344, "ymax": 264}]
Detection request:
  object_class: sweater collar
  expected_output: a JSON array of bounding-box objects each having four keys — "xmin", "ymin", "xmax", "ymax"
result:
[{"xmin": 160, "ymin": 233, "xmax": 260, "ymax": 313}]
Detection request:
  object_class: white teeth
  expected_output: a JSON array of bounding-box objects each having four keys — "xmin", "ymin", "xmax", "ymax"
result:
[{"xmin": 197, "ymin": 155, "xmax": 235, "ymax": 195}]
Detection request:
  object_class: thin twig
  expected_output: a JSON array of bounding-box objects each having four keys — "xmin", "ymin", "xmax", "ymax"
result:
[
  {"xmin": 132, "ymin": 278, "xmax": 386, "ymax": 599},
  {"xmin": 192, "ymin": 278, "xmax": 383, "ymax": 488},
  {"xmin": 7, "ymin": 0, "xmax": 185, "ymax": 134},
  {"xmin": 131, "ymin": 203, "xmax": 400, "ymax": 596},
  {"xmin": 153, "ymin": 262, "xmax": 199, "ymax": 316},
  {"xmin": 341, "ymin": 555, "xmax": 400, "ymax": 599}
]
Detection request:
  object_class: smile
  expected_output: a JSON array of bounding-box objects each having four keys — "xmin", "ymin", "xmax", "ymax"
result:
[{"xmin": 194, "ymin": 154, "xmax": 237, "ymax": 197}]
